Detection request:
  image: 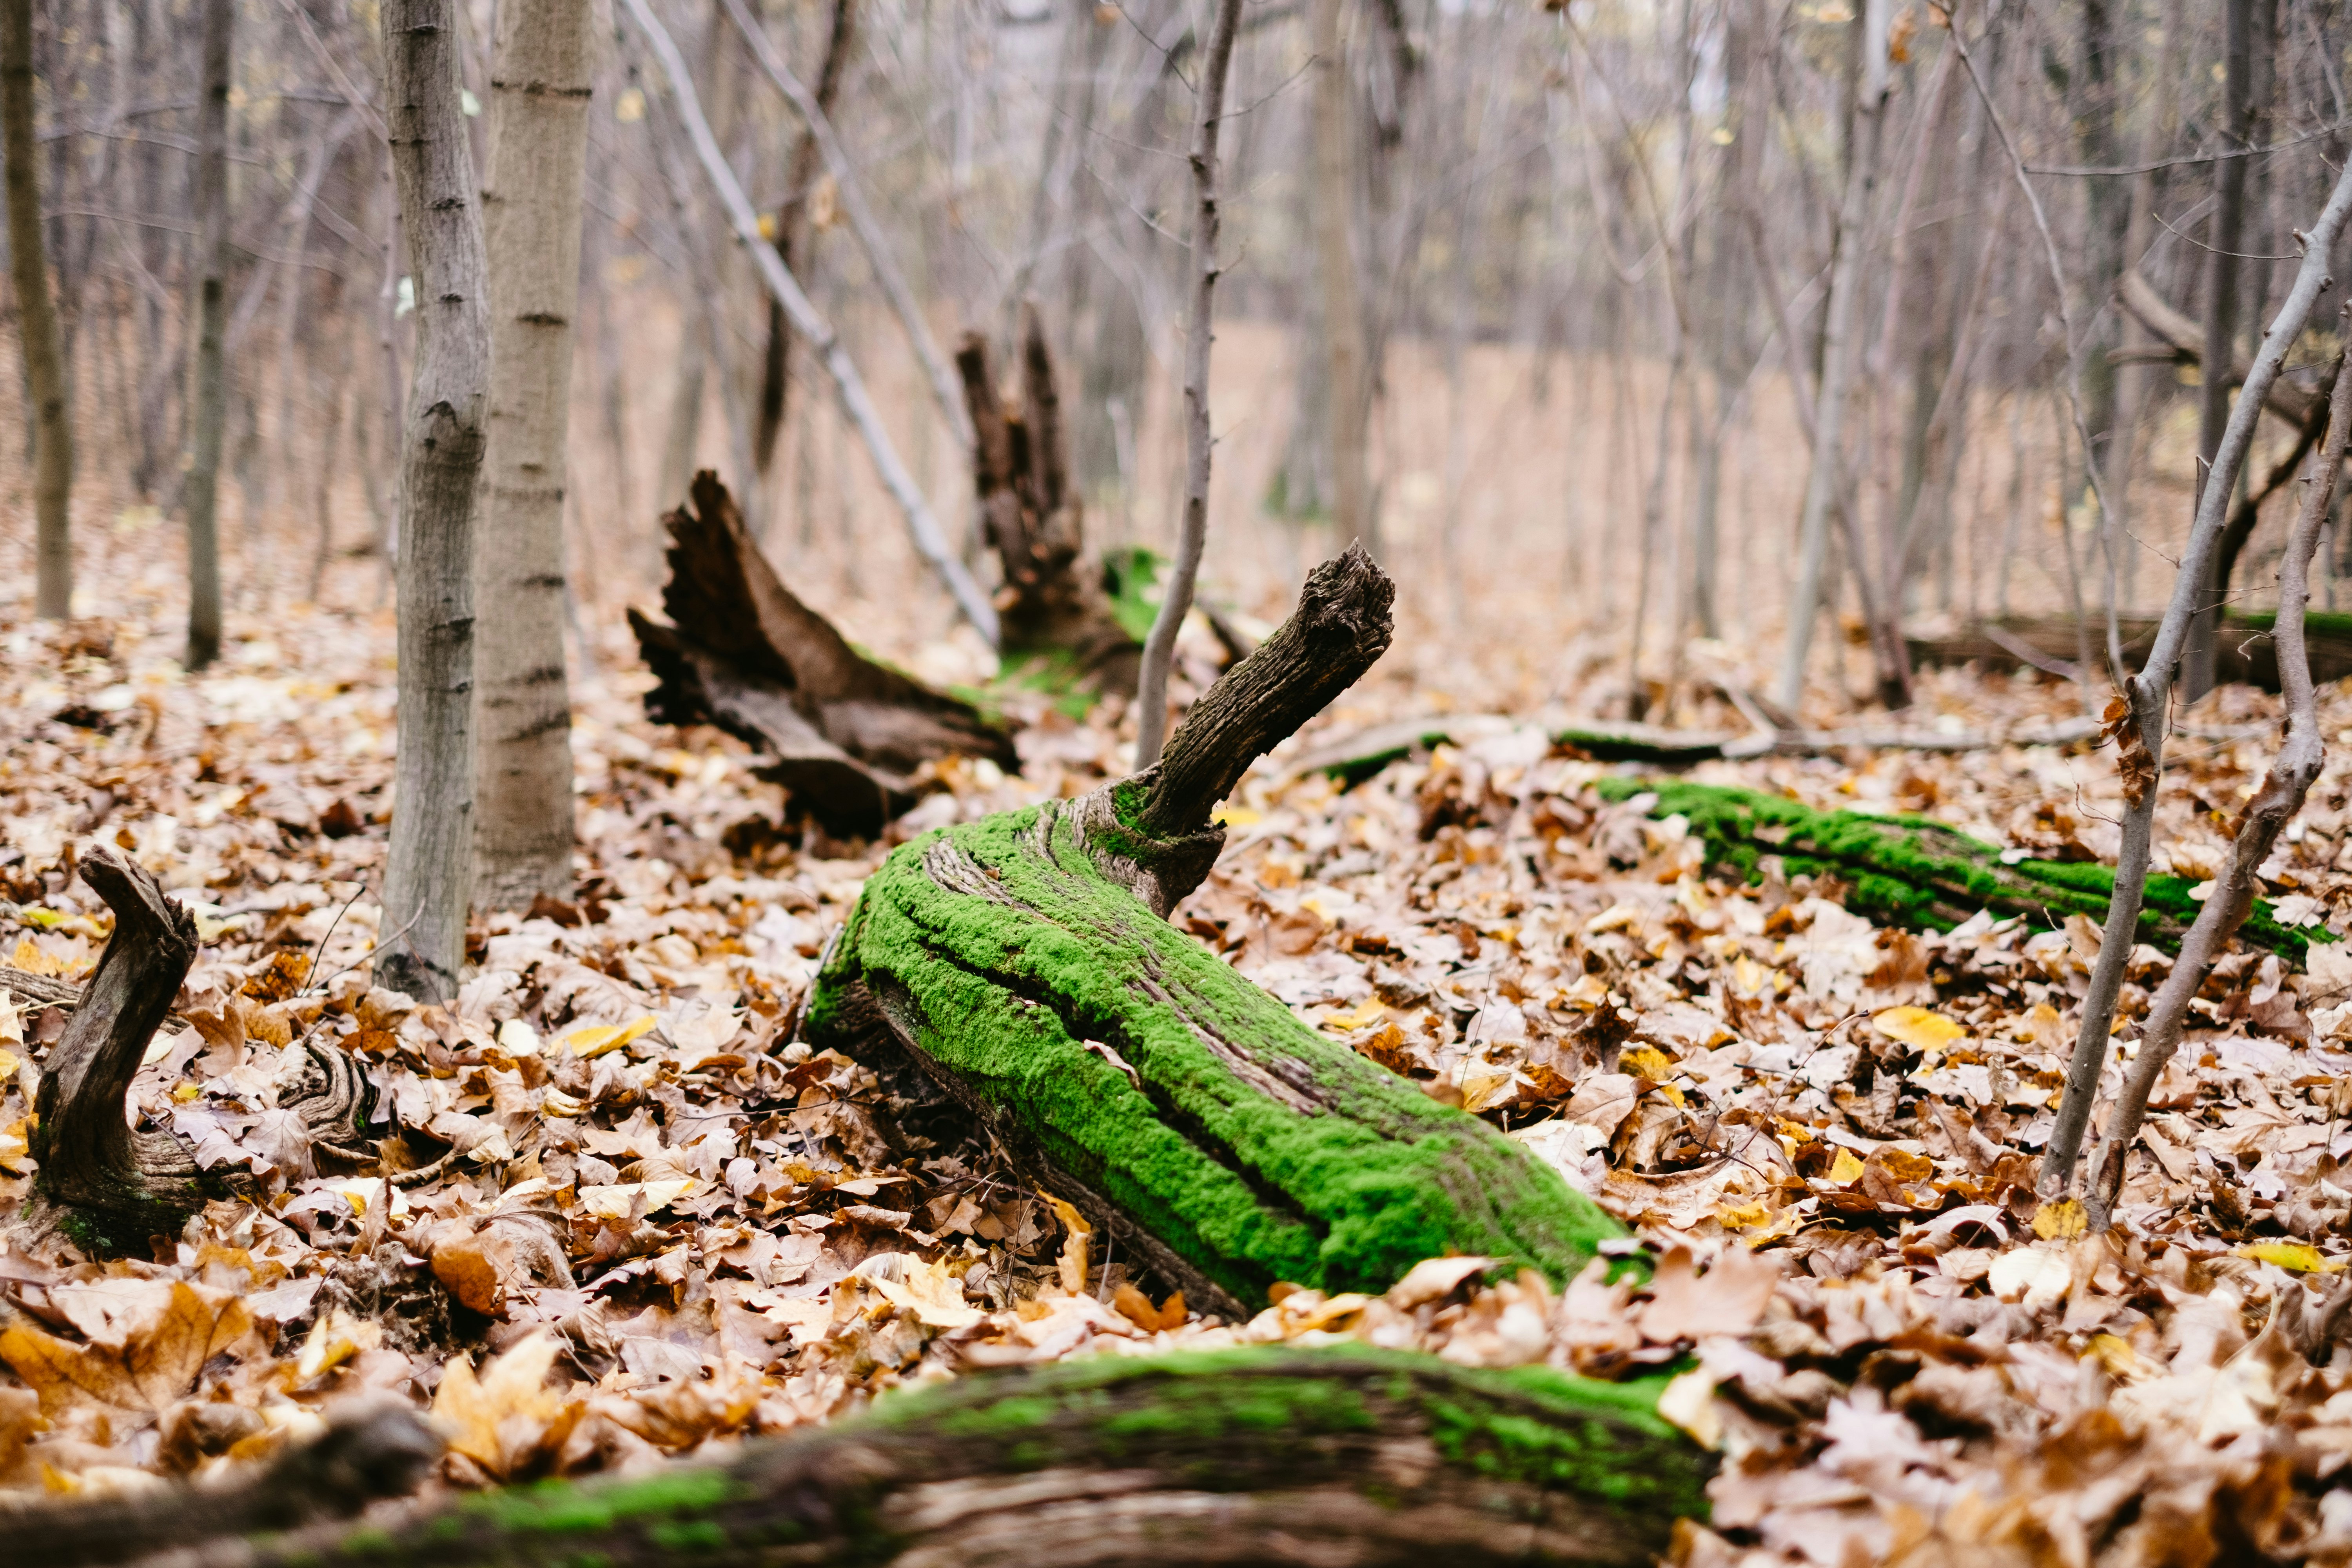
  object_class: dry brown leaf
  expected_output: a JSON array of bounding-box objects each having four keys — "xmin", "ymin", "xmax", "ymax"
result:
[{"xmin": 0, "ymin": 1282, "xmax": 252, "ymax": 1417}]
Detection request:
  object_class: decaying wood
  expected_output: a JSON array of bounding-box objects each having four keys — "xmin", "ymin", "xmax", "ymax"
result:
[
  {"xmin": 959, "ymin": 310, "xmax": 1142, "ymax": 696},
  {"xmin": 1908, "ymin": 610, "xmax": 2352, "ymax": 692},
  {"xmin": 629, "ymin": 473, "xmax": 1017, "ymax": 837},
  {"xmin": 15, "ymin": 849, "xmax": 375, "ymax": 1251},
  {"xmin": 18, "ymin": 1348, "xmax": 1707, "ymax": 1568},
  {"xmin": 811, "ymin": 547, "xmax": 1622, "ymax": 1321}
]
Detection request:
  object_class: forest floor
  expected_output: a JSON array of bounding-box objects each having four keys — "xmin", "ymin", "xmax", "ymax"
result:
[{"xmin": 6, "ymin": 570, "xmax": 2352, "ymax": 1568}]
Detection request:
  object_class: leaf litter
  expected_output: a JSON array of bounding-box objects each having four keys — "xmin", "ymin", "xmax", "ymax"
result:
[{"xmin": 6, "ymin": 600, "xmax": 2352, "ymax": 1561}]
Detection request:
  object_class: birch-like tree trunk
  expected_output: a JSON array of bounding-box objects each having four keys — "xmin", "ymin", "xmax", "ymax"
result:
[
  {"xmin": 472, "ymin": 0, "xmax": 595, "ymax": 912},
  {"xmin": 1310, "ymin": 0, "xmax": 1371, "ymax": 552},
  {"xmin": 1775, "ymin": 0, "xmax": 1889, "ymax": 714},
  {"xmin": 378, "ymin": 0, "xmax": 492, "ymax": 1002},
  {"xmin": 182, "ymin": 0, "xmax": 232, "ymax": 669},
  {"xmin": 2, "ymin": 0, "xmax": 71, "ymax": 621}
]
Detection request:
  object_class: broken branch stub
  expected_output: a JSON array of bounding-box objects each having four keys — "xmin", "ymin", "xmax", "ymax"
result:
[
  {"xmin": 959, "ymin": 310, "xmax": 1143, "ymax": 699},
  {"xmin": 628, "ymin": 472, "xmax": 1017, "ymax": 838},
  {"xmin": 809, "ymin": 547, "xmax": 1619, "ymax": 1319}
]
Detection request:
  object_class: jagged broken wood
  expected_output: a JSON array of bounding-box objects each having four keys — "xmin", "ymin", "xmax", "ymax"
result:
[
  {"xmin": 18, "ymin": 1347, "xmax": 1710, "ymax": 1568},
  {"xmin": 14, "ymin": 848, "xmax": 374, "ymax": 1251},
  {"xmin": 1595, "ymin": 778, "xmax": 2336, "ymax": 964},
  {"xmin": 629, "ymin": 472, "xmax": 1018, "ymax": 838},
  {"xmin": 808, "ymin": 547, "xmax": 1622, "ymax": 1319},
  {"xmin": 960, "ymin": 308, "xmax": 1146, "ymax": 701}
]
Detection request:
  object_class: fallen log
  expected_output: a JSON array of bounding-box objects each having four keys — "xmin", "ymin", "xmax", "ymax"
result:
[
  {"xmin": 1596, "ymin": 778, "xmax": 2337, "ymax": 965},
  {"xmin": 1907, "ymin": 610, "xmax": 2352, "ymax": 693},
  {"xmin": 809, "ymin": 546, "xmax": 1621, "ymax": 1318},
  {"xmin": 21, "ymin": 1347, "xmax": 1711, "ymax": 1568},
  {"xmin": 960, "ymin": 308, "xmax": 1146, "ymax": 701},
  {"xmin": 14, "ymin": 848, "xmax": 373, "ymax": 1253},
  {"xmin": 628, "ymin": 472, "xmax": 1019, "ymax": 838}
]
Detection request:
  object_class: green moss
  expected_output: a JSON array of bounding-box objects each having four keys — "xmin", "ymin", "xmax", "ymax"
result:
[
  {"xmin": 811, "ymin": 802, "xmax": 1622, "ymax": 1305},
  {"xmin": 643, "ymin": 1520, "xmax": 728, "ymax": 1553},
  {"xmin": 1102, "ymin": 545, "xmax": 1167, "ymax": 646},
  {"xmin": 457, "ymin": 1469, "xmax": 743, "ymax": 1535},
  {"xmin": 1594, "ymin": 777, "xmax": 2336, "ymax": 963}
]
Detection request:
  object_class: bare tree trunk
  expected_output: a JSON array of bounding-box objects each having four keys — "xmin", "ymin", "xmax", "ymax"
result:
[
  {"xmin": 750, "ymin": 0, "xmax": 853, "ymax": 476},
  {"xmin": 182, "ymin": 0, "xmax": 232, "ymax": 669},
  {"xmin": 1310, "ymin": 0, "xmax": 1371, "ymax": 554},
  {"xmin": 2, "ymin": 0, "xmax": 71, "ymax": 620},
  {"xmin": 1776, "ymin": 0, "xmax": 1887, "ymax": 715},
  {"xmin": 377, "ymin": 0, "xmax": 492, "ymax": 1002},
  {"xmin": 472, "ymin": 0, "xmax": 595, "ymax": 913},
  {"xmin": 2180, "ymin": 0, "xmax": 2256, "ymax": 701},
  {"xmin": 1132, "ymin": 0, "xmax": 1245, "ymax": 765}
]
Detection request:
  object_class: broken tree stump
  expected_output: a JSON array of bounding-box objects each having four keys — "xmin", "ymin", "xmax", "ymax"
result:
[
  {"xmin": 960, "ymin": 307, "xmax": 1148, "ymax": 701},
  {"xmin": 1597, "ymin": 778, "xmax": 2338, "ymax": 965},
  {"xmin": 15, "ymin": 848, "xmax": 374, "ymax": 1253},
  {"xmin": 30, "ymin": 1347, "xmax": 1711, "ymax": 1568},
  {"xmin": 628, "ymin": 472, "xmax": 1019, "ymax": 838},
  {"xmin": 809, "ymin": 546, "xmax": 1622, "ymax": 1319}
]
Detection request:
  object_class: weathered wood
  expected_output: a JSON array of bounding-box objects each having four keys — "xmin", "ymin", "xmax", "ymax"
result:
[
  {"xmin": 629, "ymin": 473, "xmax": 1017, "ymax": 837},
  {"xmin": 1596, "ymin": 777, "xmax": 2337, "ymax": 964},
  {"xmin": 47, "ymin": 1348, "xmax": 1706, "ymax": 1568},
  {"xmin": 16, "ymin": 850, "xmax": 374, "ymax": 1251},
  {"xmin": 810, "ymin": 548, "xmax": 1619, "ymax": 1319},
  {"xmin": 1907, "ymin": 610, "xmax": 2352, "ymax": 692},
  {"xmin": 960, "ymin": 310, "xmax": 1142, "ymax": 698}
]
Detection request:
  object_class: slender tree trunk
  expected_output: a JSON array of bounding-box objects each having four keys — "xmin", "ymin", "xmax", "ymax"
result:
[
  {"xmin": 472, "ymin": 0, "xmax": 595, "ymax": 912},
  {"xmin": 377, "ymin": 0, "xmax": 493, "ymax": 1002},
  {"xmin": 3, "ymin": 0, "xmax": 71, "ymax": 620},
  {"xmin": 2181, "ymin": 0, "xmax": 2256, "ymax": 701},
  {"xmin": 1776, "ymin": 0, "xmax": 1889, "ymax": 713},
  {"xmin": 751, "ymin": 0, "xmax": 853, "ymax": 476},
  {"xmin": 1132, "ymin": 0, "xmax": 1245, "ymax": 765},
  {"xmin": 182, "ymin": 0, "xmax": 232, "ymax": 669},
  {"xmin": 1310, "ymin": 0, "xmax": 1371, "ymax": 553}
]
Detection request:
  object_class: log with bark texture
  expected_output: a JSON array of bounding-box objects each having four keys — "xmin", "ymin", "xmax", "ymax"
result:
[
  {"xmin": 16, "ymin": 1347, "xmax": 1709, "ymax": 1568},
  {"xmin": 14, "ymin": 849, "xmax": 374, "ymax": 1252},
  {"xmin": 961, "ymin": 309, "xmax": 1143, "ymax": 698},
  {"xmin": 1592, "ymin": 778, "xmax": 2336, "ymax": 964},
  {"xmin": 1907, "ymin": 610, "xmax": 2352, "ymax": 692},
  {"xmin": 808, "ymin": 548, "xmax": 1621, "ymax": 1319},
  {"xmin": 629, "ymin": 473, "xmax": 1017, "ymax": 838}
]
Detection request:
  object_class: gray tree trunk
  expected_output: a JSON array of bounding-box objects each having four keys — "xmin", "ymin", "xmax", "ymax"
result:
[
  {"xmin": 377, "ymin": 0, "xmax": 492, "ymax": 1002},
  {"xmin": 472, "ymin": 0, "xmax": 596, "ymax": 913},
  {"xmin": 1310, "ymin": 0, "xmax": 1371, "ymax": 553},
  {"xmin": 3, "ymin": 0, "xmax": 71, "ymax": 620},
  {"xmin": 182, "ymin": 0, "xmax": 232, "ymax": 668}
]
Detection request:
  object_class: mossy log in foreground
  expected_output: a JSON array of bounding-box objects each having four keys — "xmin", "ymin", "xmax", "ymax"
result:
[
  {"xmin": 1600, "ymin": 778, "xmax": 2336, "ymax": 964},
  {"xmin": 809, "ymin": 548, "xmax": 1623, "ymax": 1318},
  {"xmin": 24, "ymin": 1348, "xmax": 1710, "ymax": 1568}
]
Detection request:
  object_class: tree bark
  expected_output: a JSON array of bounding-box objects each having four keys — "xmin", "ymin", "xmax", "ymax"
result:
[
  {"xmin": 2181, "ymin": 0, "xmax": 2258, "ymax": 702},
  {"xmin": 1309, "ymin": 0, "xmax": 1372, "ymax": 554},
  {"xmin": 2, "ymin": 0, "xmax": 72, "ymax": 621},
  {"xmin": 377, "ymin": 0, "xmax": 493, "ymax": 1003},
  {"xmin": 21, "ymin": 1348, "xmax": 1708, "ymax": 1568},
  {"xmin": 1134, "ymin": 0, "xmax": 1244, "ymax": 764},
  {"xmin": 1777, "ymin": 0, "xmax": 1889, "ymax": 714},
  {"xmin": 811, "ymin": 548, "xmax": 1622, "ymax": 1318},
  {"xmin": 472, "ymin": 0, "xmax": 597, "ymax": 913},
  {"xmin": 752, "ymin": 0, "xmax": 853, "ymax": 477},
  {"xmin": 182, "ymin": 0, "xmax": 233, "ymax": 670}
]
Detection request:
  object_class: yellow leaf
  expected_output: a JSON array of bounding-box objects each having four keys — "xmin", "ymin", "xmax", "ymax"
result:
[
  {"xmin": 296, "ymin": 1307, "xmax": 383, "ymax": 1380},
  {"xmin": 1826, "ymin": 1148, "xmax": 1867, "ymax": 1185},
  {"xmin": 2032, "ymin": 1198, "xmax": 2088, "ymax": 1240},
  {"xmin": 7, "ymin": 938, "xmax": 63, "ymax": 977},
  {"xmin": 561, "ymin": 1014, "xmax": 658, "ymax": 1060},
  {"xmin": 1715, "ymin": 1201, "xmax": 1771, "ymax": 1230},
  {"xmin": 0, "ymin": 999, "xmax": 19, "ymax": 1047},
  {"xmin": 2240, "ymin": 1241, "xmax": 2343, "ymax": 1273},
  {"xmin": 1213, "ymin": 804, "xmax": 1261, "ymax": 828},
  {"xmin": 1621, "ymin": 1045, "xmax": 1677, "ymax": 1082},
  {"xmin": 431, "ymin": 1330, "xmax": 577, "ymax": 1478},
  {"xmin": 2085, "ymin": 1332, "xmax": 2149, "ymax": 1381},
  {"xmin": 1044, "ymin": 1194, "xmax": 1093, "ymax": 1295},
  {"xmin": 861, "ymin": 1258, "xmax": 986, "ymax": 1329},
  {"xmin": 0, "ymin": 1282, "xmax": 250, "ymax": 1417},
  {"xmin": 1320, "ymin": 995, "xmax": 1388, "ymax": 1033},
  {"xmin": 1872, "ymin": 1006, "xmax": 1967, "ymax": 1057}
]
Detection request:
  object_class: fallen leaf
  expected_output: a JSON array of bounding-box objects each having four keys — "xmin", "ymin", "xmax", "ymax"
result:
[
  {"xmin": 1872, "ymin": 1005, "xmax": 1966, "ymax": 1056},
  {"xmin": 2241, "ymin": 1240, "xmax": 2341, "ymax": 1273},
  {"xmin": 1043, "ymin": 1194, "xmax": 1093, "ymax": 1295},
  {"xmin": 2032, "ymin": 1198, "xmax": 2088, "ymax": 1240},
  {"xmin": 561, "ymin": 1015, "xmax": 658, "ymax": 1060},
  {"xmin": 1385, "ymin": 1255, "xmax": 1497, "ymax": 1310},
  {"xmin": 0, "ymin": 1282, "xmax": 251, "ymax": 1416},
  {"xmin": 430, "ymin": 1330, "xmax": 579, "ymax": 1478}
]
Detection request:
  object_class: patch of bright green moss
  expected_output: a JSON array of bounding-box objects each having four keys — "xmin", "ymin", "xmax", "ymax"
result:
[
  {"xmin": 810, "ymin": 801, "xmax": 1622, "ymax": 1305},
  {"xmin": 457, "ymin": 1468, "xmax": 743, "ymax": 1535},
  {"xmin": 1102, "ymin": 545, "xmax": 1167, "ymax": 646},
  {"xmin": 1594, "ymin": 777, "xmax": 2333, "ymax": 963}
]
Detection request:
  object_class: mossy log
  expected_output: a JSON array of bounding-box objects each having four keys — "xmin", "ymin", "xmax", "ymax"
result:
[
  {"xmin": 809, "ymin": 548, "xmax": 1622, "ymax": 1318},
  {"xmin": 15, "ymin": 848, "xmax": 373, "ymax": 1252},
  {"xmin": 32, "ymin": 1348, "xmax": 1711, "ymax": 1568},
  {"xmin": 960, "ymin": 309, "xmax": 1146, "ymax": 702},
  {"xmin": 629, "ymin": 472, "xmax": 1018, "ymax": 838},
  {"xmin": 1599, "ymin": 778, "xmax": 2337, "ymax": 965}
]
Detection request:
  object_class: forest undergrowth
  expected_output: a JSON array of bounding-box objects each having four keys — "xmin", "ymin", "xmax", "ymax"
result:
[{"xmin": 9, "ymin": 576, "xmax": 2352, "ymax": 1567}]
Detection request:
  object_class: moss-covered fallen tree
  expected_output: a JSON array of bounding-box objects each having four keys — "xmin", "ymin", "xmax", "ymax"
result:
[
  {"xmin": 810, "ymin": 547, "xmax": 1622, "ymax": 1318},
  {"xmin": 22, "ymin": 1347, "xmax": 1712, "ymax": 1568},
  {"xmin": 1600, "ymin": 777, "xmax": 2335, "ymax": 964}
]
